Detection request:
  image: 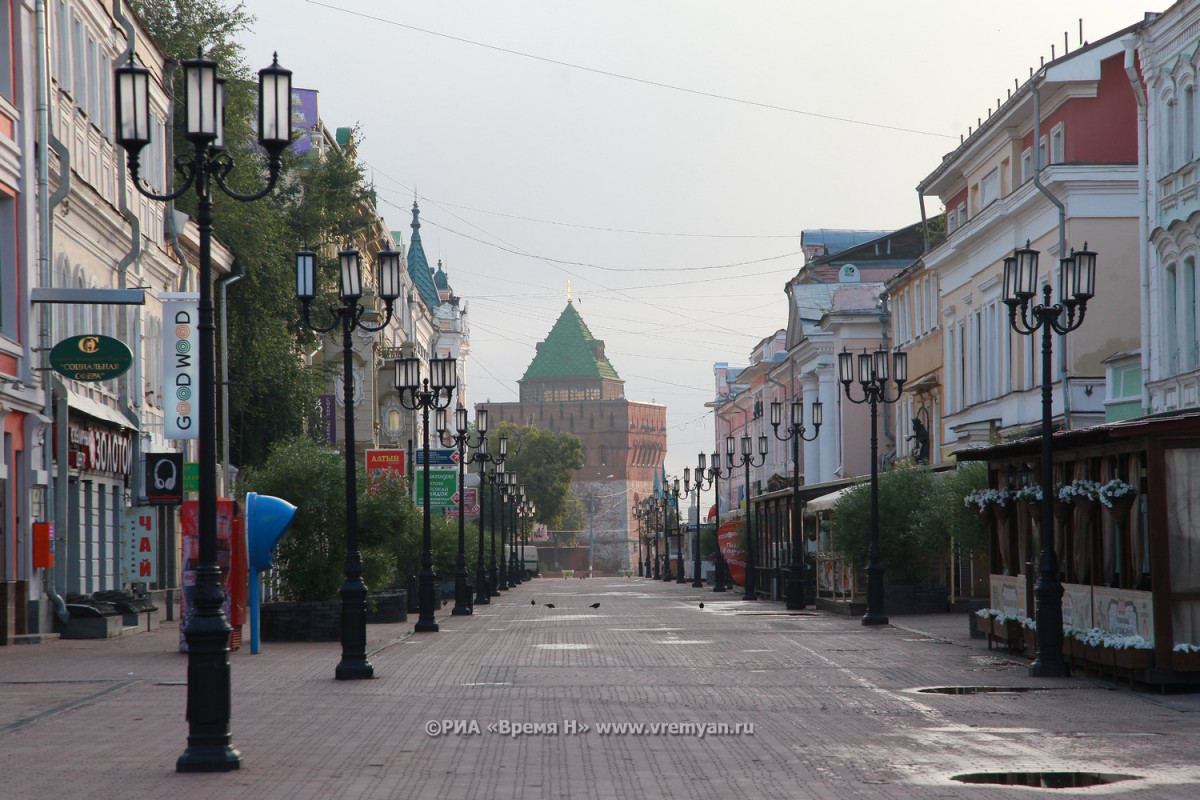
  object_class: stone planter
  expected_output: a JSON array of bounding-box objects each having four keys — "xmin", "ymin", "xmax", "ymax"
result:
[
  {"xmin": 988, "ymin": 618, "xmax": 1024, "ymax": 653},
  {"xmin": 365, "ymin": 590, "xmax": 408, "ymax": 624},
  {"xmin": 260, "ymin": 599, "xmax": 341, "ymax": 642}
]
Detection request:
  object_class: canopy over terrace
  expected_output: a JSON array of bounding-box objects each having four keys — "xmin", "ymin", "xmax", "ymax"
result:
[{"xmin": 957, "ymin": 409, "xmax": 1200, "ymax": 680}]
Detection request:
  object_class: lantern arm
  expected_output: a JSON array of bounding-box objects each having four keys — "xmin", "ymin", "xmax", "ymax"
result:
[
  {"xmin": 346, "ymin": 301, "xmax": 395, "ymax": 334},
  {"xmin": 126, "ymin": 150, "xmax": 199, "ymax": 203},
  {"xmin": 1048, "ymin": 300, "xmax": 1087, "ymax": 336},
  {"xmin": 209, "ymin": 150, "xmax": 286, "ymax": 202},
  {"xmin": 1005, "ymin": 295, "xmax": 1043, "ymax": 337},
  {"xmin": 297, "ymin": 299, "xmax": 342, "ymax": 335}
]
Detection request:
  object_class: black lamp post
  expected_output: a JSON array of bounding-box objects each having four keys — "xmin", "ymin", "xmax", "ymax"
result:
[
  {"xmin": 485, "ymin": 462, "xmax": 506, "ymax": 596},
  {"xmin": 728, "ymin": 433, "xmax": 768, "ymax": 601},
  {"xmin": 470, "ymin": 426, "xmax": 506, "ymax": 606},
  {"xmin": 437, "ymin": 407, "xmax": 478, "ymax": 615},
  {"xmin": 771, "ymin": 398, "xmax": 822, "ymax": 610},
  {"xmin": 687, "ymin": 457, "xmax": 715, "ymax": 588},
  {"xmin": 117, "ymin": 49, "xmax": 292, "ymax": 772},
  {"xmin": 838, "ymin": 345, "xmax": 907, "ymax": 626},
  {"xmin": 671, "ymin": 478, "xmax": 690, "ymax": 584},
  {"xmin": 296, "ymin": 245, "xmax": 402, "ymax": 679},
  {"xmin": 518, "ymin": 499, "xmax": 536, "ymax": 579},
  {"xmin": 648, "ymin": 497, "xmax": 660, "ymax": 579},
  {"xmin": 511, "ymin": 483, "xmax": 526, "ymax": 585},
  {"xmin": 709, "ymin": 450, "xmax": 731, "ymax": 592},
  {"xmin": 395, "ymin": 355, "xmax": 458, "ymax": 632},
  {"xmin": 498, "ymin": 470, "xmax": 518, "ymax": 589},
  {"xmin": 1003, "ymin": 240, "xmax": 1096, "ymax": 677},
  {"xmin": 661, "ymin": 487, "xmax": 675, "ymax": 582}
]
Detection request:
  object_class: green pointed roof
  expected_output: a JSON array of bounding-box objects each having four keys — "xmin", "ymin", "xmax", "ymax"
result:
[
  {"xmin": 405, "ymin": 202, "xmax": 441, "ymax": 309},
  {"xmin": 522, "ymin": 302, "xmax": 621, "ymax": 381}
]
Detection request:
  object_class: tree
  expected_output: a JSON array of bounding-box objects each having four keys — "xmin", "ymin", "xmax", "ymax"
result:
[
  {"xmin": 488, "ymin": 422, "xmax": 583, "ymax": 530},
  {"xmin": 830, "ymin": 466, "xmax": 943, "ymax": 586},
  {"xmin": 131, "ymin": 0, "xmax": 386, "ymax": 468}
]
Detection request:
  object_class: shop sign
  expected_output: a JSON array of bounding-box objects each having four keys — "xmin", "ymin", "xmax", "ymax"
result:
[
  {"xmin": 49, "ymin": 335, "xmax": 132, "ymax": 381},
  {"xmin": 123, "ymin": 508, "xmax": 158, "ymax": 583},
  {"xmin": 67, "ymin": 423, "xmax": 133, "ymax": 475},
  {"xmin": 162, "ymin": 293, "xmax": 199, "ymax": 439}
]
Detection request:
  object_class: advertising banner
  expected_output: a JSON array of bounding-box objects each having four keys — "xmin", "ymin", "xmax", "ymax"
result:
[
  {"xmin": 123, "ymin": 507, "xmax": 158, "ymax": 583},
  {"xmin": 161, "ymin": 293, "xmax": 199, "ymax": 439},
  {"xmin": 416, "ymin": 467, "xmax": 457, "ymax": 508},
  {"xmin": 717, "ymin": 519, "xmax": 745, "ymax": 586},
  {"xmin": 366, "ymin": 449, "xmax": 405, "ymax": 493}
]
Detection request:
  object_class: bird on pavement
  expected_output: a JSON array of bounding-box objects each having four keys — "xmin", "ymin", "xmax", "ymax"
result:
[
  {"xmin": 589, "ymin": 602, "xmax": 601, "ymax": 609},
  {"xmin": 545, "ymin": 603, "xmax": 556, "ymax": 608},
  {"xmin": 699, "ymin": 602, "xmax": 705, "ymax": 609},
  {"xmin": 531, "ymin": 600, "xmax": 536, "ymax": 605}
]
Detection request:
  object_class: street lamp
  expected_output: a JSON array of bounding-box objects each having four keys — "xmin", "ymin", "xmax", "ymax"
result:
[
  {"xmin": 839, "ymin": 345, "xmax": 907, "ymax": 626},
  {"xmin": 709, "ymin": 450, "xmax": 731, "ymax": 592},
  {"xmin": 469, "ymin": 423, "xmax": 506, "ymax": 606},
  {"xmin": 671, "ymin": 478, "xmax": 689, "ymax": 584},
  {"xmin": 771, "ymin": 398, "xmax": 822, "ymax": 610},
  {"xmin": 437, "ymin": 407, "xmax": 480, "ymax": 615},
  {"xmin": 296, "ymin": 245, "xmax": 402, "ymax": 678},
  {"xmin": 511, "ymin": 483, "xmax": 526, "ymax": 585},
  {"xmin": 687, "ymin": 457, "xmax": 715, "ymax": 588},
  {"xmin": 661, "ymin": 486, "xmax": 675, "ymax": 582},
  {"xmin": 485, "ymin": 461, "xmax": 506, "ymax": 595},
  {"xmin": 498, "ymin": 470, "xmax": 518, "ymax": 589},
  {"xmin": 117, "ymin": 48, "xmax": 292, "ymax": 772},
  {"xmin": 650, "ymin": 497, "xmax": 662, "ymax": 579},
  {"xmin": 728, "ymin": 433, "xmax": 768, "ymax": 601},
  {"xmin": 1003, "ymin": 240, "xmax": 1096, "ymax": 677},
  {"xmin": 395, "ymin": 355, "xmax": 458, "ymax": 632}
]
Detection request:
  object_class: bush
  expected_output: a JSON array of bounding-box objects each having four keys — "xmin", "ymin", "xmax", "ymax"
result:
[{"xmin": 244, "ymin": 436, "xmax": 423, "ymax": 601}]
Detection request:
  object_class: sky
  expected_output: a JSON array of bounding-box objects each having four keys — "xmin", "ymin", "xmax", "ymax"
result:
[{"xmin": 235, "ymin": 0, "xmax": 1153, "ymax": 479}]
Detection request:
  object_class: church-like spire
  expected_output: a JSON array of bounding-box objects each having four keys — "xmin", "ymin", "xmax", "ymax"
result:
[{"xmin": 407, "ymin": 201, "xmax": 440, "ymax": 308}]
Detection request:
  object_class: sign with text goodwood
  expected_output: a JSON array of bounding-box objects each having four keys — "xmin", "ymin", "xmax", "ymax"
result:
[{"xmin": 49, "ymin": 335, "xmax": 132, "ymax": 381}]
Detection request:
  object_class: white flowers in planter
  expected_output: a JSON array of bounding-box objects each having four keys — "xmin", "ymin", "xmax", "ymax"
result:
[
  {"xmin": 1173, "ymin": 642, "xmax": 1200, "ymax": 653},
  {"xmin": 1013, "ymin": 484, "xmax": 1043, "ymax": 503},
  {"xmin": 1097, "ymin": 478, "xmax": 1137, "ymax": 509},
  {"xmin": 1065, "ymin": 625, "xmax": 1153, "ymax": 649},
  {"xmin": 963, "ymin": 488, "xmax": 1013, "ymax": 512},
  {"xmin": 1055, "ymin": 479, "xmax": 1101, "ymax": 504}
]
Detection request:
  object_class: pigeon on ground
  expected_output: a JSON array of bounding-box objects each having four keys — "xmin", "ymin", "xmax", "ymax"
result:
[
  {"xmin": 545, "ymin": 603, "xmax": 556, "ymax": 608},
  {"xmin": 699, "ymin": 602, "xmax": 705, "ymax": 608},
  {"xmin": 589, "ymin": 602, "xmax": 601, "ymax": 609},
  {"xmin": 531, "ymin": 600, "xmax": 536, "ymax": 605}
]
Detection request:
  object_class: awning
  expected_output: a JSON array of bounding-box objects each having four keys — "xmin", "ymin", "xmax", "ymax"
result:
[
  {"xmin": 805, "ymin": 485, "xmax": 859, "ymax": 514},
  {"xmin": 66, "ymin": 391, "xmax": 139, "ymax": 430}
]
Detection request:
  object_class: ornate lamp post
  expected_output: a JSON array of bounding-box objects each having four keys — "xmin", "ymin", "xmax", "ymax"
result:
[
  {"xmin": 649, "ymin": 497, "xmax": 662, "ymax": 579},
  {"xmin": 1003, "ymin": 240, "xmax": 1096, "ymax": 677},
  {"xmin": 296, "ymin": 245, "xmax": 401, "ymax": 678},
  {"xmin": 661, "ymin": 487, "xmax": 675, "ymax": 582},
  {"xmin": 511, "ymin": 483, "xmax": 526, "ymax": 585},
  {"xmin": 437, "ymin": 408, "xmax": 478, "ymax": 615},
  {"xmin": 395, "ymin": 356, "xmax": 458, "ymax": 632},
  {"xmin": 771, "ymin": 398, "xmax": 822, "ymax": 610},
  {"xmin": 470, "ymin": 426, "xmax": 506, "ymax": 605},
  {"xmin": 117, "ymin": 49, "xmax": 292, "ymax": 772},
  {"xmin": 687, "ymin": 457, "xmax": 715, "ymax": 588},
  {"xmin": 838, "ymin": 346, "xmax": 907, "ymax": 626},
  {"xmin": 498, "ymin": 470, "xmax": 518, "ymax": 589},
  {"xmin": 728, "ymin": 433, "xmax": 768, "ymax": 601},
  {"xmin": 671, "ymin": 478, "xmax": 690, "ymax": 584},
  {"xmin": 485, "ymin": 462, "xmax": 506, "ymax": 595},
  {"xmin": 709, "ymin": 450, "xmax": 731, "ymax": 592}
]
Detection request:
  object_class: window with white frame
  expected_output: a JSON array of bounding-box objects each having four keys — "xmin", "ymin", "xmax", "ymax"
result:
[
  {"xmin": 1021, "ymin": 147, "xmax": 1032, "ymax": 182},
  {"xmin": 980, "ymin": 168, "xmax": 999, "ymax": 207},
  {"xmin": 1185, "ymin": 257, "xmax": 1198, "ymax": 371},
  {"xmin": 1187, "ymin": 85, "xmax": 1196, "ymax": 164},
  {"xmin": 1166, "ymin": 264, "xmax": 1179, "ymax": 373},
  {"xmin": 1166, "ymin": 98, "xmax": 1177, "ymax": 173},
  {"xmin": 946, "ymin": 207, "xmax": 957, "ymax": 235},
  {"xmin": 55, "ymin": 2, "xmax": 70, "ymax": 93},
  {"xmin": 956, "ymin": 202, "xmax": 967, "ymax": 231},
  {"xmin": 1039, "ymin": 135, "xmax": 1048, "ymax": 170},
  {"xmin": 1050, "ymin": 122, "xmax": 1065, "ymax": 164}
]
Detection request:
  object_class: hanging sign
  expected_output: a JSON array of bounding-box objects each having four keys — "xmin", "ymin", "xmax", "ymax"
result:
[
  {"xmin": 123, "ymin": 508, "xmax": 158, "ymax": 583},
  {"xmin": 162, "ymin": 293, "xmax": 199, "ymax": 439},
  {"xmin": 49, "ymin": 335, "xmax": 133, "ymax": 381}
]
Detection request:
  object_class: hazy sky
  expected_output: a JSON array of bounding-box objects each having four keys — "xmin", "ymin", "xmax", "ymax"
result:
[{"xmin": 235, "ymin": 0, "xmax": 1152, "ymax": 478}]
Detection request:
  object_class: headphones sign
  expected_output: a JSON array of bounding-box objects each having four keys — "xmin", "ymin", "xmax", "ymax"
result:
[
  {"xmin": 161, "ymin": 293, "xmax": 199, "ymax": 439},
  {"xmin": 146, "ymin": 452, "xmax": 183, "ymax": 504}
]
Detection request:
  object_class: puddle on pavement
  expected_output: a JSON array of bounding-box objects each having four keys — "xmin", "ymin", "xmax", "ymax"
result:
[
  {"xmin": 917, "ymin": 686, "xmax": 1050, "ymax": 695},
  {"xmin": 951, "ymin": 772, "xmax": 1140, "ymax": 789}
]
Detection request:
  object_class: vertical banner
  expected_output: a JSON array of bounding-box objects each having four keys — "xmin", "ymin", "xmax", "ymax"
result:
[
  {"xmin": 161, "ymin": 293, "xmax": 200, "ymax": 439},
  {"xmin": 123, "ymin": 507, "xmax": 158, "ymax": 583},
  {"xmin": 318, "ymin": 394, "xmax": 336, "ymax": 444}
]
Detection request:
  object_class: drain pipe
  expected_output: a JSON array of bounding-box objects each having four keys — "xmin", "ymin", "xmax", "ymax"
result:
[
  {"xmin": 35, "ymin": 0, "xmax": 68, "ymax": 625},
  {"xmin": 1031, "ymin": 78, "xmax": 1072, "ymax": 430},
  {"xmin": 218, "ymin": 267, "xmax": 243, "ymax": 496},
  {"xmin": 1123, "ymin": 36, "xmax": 1151, "ymax": 414}
]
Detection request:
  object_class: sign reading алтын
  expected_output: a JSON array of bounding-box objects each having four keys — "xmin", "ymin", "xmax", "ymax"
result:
[
  {"xmin": 161, "ymin": 293, "xmax": 199, "ymax": 439},
  {"xmin": 49, "ymin": 335, "xmax": 133, "ymax": 381}
]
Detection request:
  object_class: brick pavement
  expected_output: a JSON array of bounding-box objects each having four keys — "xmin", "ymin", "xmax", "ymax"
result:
[{"xmin": 3, "ymin": 577, "xmax": 1200, "ymax": 799}]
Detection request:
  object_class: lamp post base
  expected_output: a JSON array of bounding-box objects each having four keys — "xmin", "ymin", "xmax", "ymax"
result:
[
  {"xmin": 177, "ymin": 745, "xmax": 242, "ymax": 773},
  {"xmin": 861, "ymin": 611, "xmax": 889, "ymax": 626},
  {"xmin": 335, "ymin": 658, "xmax": 374, "ymax": 680},
  {"xmin": 786, "ymin": 571, "xmax": 804, "ymax": 611}
]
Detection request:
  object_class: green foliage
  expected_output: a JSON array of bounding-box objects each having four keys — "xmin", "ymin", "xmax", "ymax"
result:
[
  {"xmin": 914, "ymin": 461, "xmax": 990, "ymax": 556},
  {"xmin": 489, "ymin": 422, "xmax": 583, "ymax": 531},
  {"xmin": 132, "ymin": 0, "xmax": 384, "ymax": 469},
  {"xmin": 830, "ymin": 466, "xmax": 943, "ymax": 585},
  {"xmin": 243, "ymin": 437, "xmax": 421, "ymax": 600}
]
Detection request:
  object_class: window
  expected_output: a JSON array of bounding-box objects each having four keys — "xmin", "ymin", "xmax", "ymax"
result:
[
  {"xmin": 55, "ymin": 2, "xmax": 69, "ymax": 91},
  {"xmin": 0, "ymin": 0, "xmax": 13, "ymax": 100},
  {"xmin": 1187, "ymin": 86, "xmax": 1196, "ymax": 163},
  {"xmin": 1050, "ymin": 123, "xmax": 1065, "ymax": 164},
  {"xmin": 1021, "ymin": 147, "xmax": 1032, "ymax": 182},
  {"xmin": 946, "ymin": 208, "xmax": 957, "ymax": 235},
  {"xmin": 71, "ymin": 13, "xmax": 84, "ymax": 105},
  {"xmin": 1166, "ymin": 99, "xmax": 1177, "ymax": 172},
  {"xmin": 956, "ymin": 202, "xmax": 967, "ymax": 230},
  {"xmin": 980, "ymin": 168, "xmax": 999, "ymax": 207},
  {"xmin": 0, "ymin": 190, "xmax": 15, "ymax": 338},
  {"xmin": 1167, "ymin": 265, "xmax": 1179, "ymax": 374},
  {"xmin": 1187, "ymin": 257, "xmax": 1198, "ymax": 371}
]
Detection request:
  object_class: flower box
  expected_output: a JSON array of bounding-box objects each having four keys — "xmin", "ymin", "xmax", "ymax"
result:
[
  {"xmin": 1111, "ymin": 647, "xmax": 1154, "ymax": 671},
  {"xmin": 1172, "ymin": 650, "xmax": 1200, "ymax": 672},
  {"xmin": 991, "ymin": 618, "xmax": 1024, "ymax": 653}
]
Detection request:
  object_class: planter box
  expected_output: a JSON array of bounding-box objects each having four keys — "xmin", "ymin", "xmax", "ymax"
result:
[
  {"xmin": 1171, "ymin": 651, "xmax": 1200, "ymax": 672},
  {"xmin": 988, "ymin": 619, "xmax": 1024, "ymax": 653},
  {"xmin": 260, "ymin": 600, "xmax": 340, "ymax": 642},
  {"xmin": 365, "ymin": 591, "xmax": 407, "ymax": 624}
]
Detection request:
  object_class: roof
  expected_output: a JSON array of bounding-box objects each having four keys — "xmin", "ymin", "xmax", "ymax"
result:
[
  {"xmin": 521, "ymin": 302, "xmax": 621, "ymax": 382},
  {"xmin": 404, "ymin": 202, "xmax": 441, "ymax": 309},
  {"xmin": 433, "ymin": 261, "xmax": 451, "ymax": 292},
  {"xmin": 956, "ymin": 409, "xmax": 1200, "ymax": 462},
  {"xmin": 802, "ymin": 230, "xmax": 893, "ymax": 259}
]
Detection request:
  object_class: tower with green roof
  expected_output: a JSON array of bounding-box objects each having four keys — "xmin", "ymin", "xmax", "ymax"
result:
[{"xmin": 481, "ymin": 300, "xmax": 666, "ymax": 575}]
